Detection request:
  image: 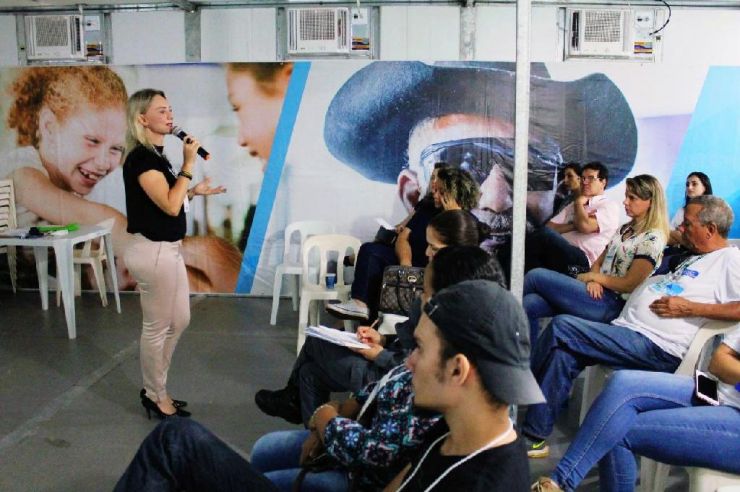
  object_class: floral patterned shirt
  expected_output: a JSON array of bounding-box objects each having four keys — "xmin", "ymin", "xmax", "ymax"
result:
[
  {"xmin": 600, "ymin": 224, "xmax": 667, "ymax": 300},
  {"xmin": 324, "ymin": 365, "xmax": 442, "ymax": 491}
]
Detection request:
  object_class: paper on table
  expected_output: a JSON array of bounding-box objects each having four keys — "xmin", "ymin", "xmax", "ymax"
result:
[
  {"xmin": 0, "ymin": 227, "xmax": 30, "ymax": 238},
  {"xmin": 375, "ymin": 218, "xmax": 394, "ymax": 230},
  {"xmin": 306, "ymin": 325, "xmax": 370, "ymax": 349}
]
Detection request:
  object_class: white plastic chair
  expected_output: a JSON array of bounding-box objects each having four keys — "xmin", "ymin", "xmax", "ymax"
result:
[
  {"xmin": 297, "ymin": 234, "xmax": 361, "ymax": 353},
  {"xmin": 687, "ymin": 467, "xmax": 740, "ymax": 492},
  {"xmin": 0, "ymin": 180, "xmax": 18, "ymax": 292},
  {"xmin": 56, "ymin": 218, "xmax": 115, "ymax": 307},
  {"xmin": 270, "ymin": 221, "xmax": 335, "ymax": 326}
]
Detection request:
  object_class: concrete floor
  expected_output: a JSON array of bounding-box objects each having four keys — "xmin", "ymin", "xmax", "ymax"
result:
[{"xmin": 0, "ymin": 288, "xmax": 688, "ymax": 491}]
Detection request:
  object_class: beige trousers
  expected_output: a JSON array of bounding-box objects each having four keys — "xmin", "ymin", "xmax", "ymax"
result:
[{"xmin": 124, "ymin": 235, "xmax": 190, "ymax": 403}]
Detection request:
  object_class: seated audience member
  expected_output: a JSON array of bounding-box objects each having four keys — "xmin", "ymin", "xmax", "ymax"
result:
[
  {"xmin": 521, "ymin": 195, "xmax": 740, "ymax": 458},
  {"xmin": 524, "ymin": 174, "xmax": 669, "ymax": 342},
  {"xmin": 533, "ymin": 325, "xmax": 740, "ymax": 491},
  {"xmin": 525, "ymin": 162, "xmax": 621, "ymax": 274},
  {"xmin": 112, "ymin": 280, "xmax": 527, "ymax": 492},
  {"xmin": 255, "ymin": 243, "xmax": 504, "ymax": 427},
  {"xmin": 327, "ymin": 168, "xmax": 480, "ymax": 322},
  {"xmin": 668, "ymin": 171, "xmax": 713, "ymax": 247},
  {"xmin": 655, "ymin": 171, "xmax": 714, "ymax": 275},
  {"xmin": 551, "ymin": 162, "xmax": 582, "ymax": 218},
  {"xmin": 383, "ymin": 280, "xmax": 545, "ymax": 492}
]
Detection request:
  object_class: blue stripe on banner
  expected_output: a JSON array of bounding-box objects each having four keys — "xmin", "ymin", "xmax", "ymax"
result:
[
  {"xmin": 235, "ymin": 62, "xmax": 311, "ymax": 293},
  {"xmin": 665, "ymin": 66, "xmax": 740, "ymax": 238}
]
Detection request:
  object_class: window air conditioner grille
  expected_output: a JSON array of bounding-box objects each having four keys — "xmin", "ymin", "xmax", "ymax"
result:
[
  {"xmin": 34, "ymin": 16, "xmax": 70, "ymax": 48},
  {"xmin": 299, "ymin": 9, "xmax": 336, "ymax": 41},
  {"xmin": 584, "ymin": 11, "xmax": 622, "ymax": 43}
]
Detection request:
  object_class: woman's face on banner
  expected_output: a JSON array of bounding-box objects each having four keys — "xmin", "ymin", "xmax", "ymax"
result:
[
  {"xmin": 38, "ymin": 105, "xmax": 126, "ymax": 195},
  {"xmin": 227, "ymin": 69, "xmax": 290, "ymax": 167}
]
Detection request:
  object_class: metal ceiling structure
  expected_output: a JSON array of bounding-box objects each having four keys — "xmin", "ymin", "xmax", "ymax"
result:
[{"xmin": 2, "ymin": 0, "xmax": 740, "ymax": 13}]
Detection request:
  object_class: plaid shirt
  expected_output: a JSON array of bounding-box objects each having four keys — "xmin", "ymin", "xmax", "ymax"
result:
[{"xmin": 324, "ymin": 365, "xmax": 442, "ymax": 490}]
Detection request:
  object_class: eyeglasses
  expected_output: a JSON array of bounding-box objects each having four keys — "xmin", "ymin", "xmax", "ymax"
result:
[
  {"xmin": 419, "ymin": 137, "xmax": 563, "ymax": 192},
  {"xmin": 581, "ymin": 175, "xmax": 603, "ymax": 183}
]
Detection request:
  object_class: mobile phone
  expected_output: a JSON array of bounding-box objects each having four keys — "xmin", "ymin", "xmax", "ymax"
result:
[{"xmin": 695, "ymin": 370, "xmax": 720, "ymax": 406}]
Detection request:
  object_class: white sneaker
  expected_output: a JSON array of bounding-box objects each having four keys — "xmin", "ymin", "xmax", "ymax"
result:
[{"xmin": 326, "ymin": 300, "xmax": 369, "ymax": 320}]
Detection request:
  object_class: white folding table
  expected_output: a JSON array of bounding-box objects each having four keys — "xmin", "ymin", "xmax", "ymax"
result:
[{"xmin": 0, "ymin": 225, "xmax": 121, "ymax": 339}]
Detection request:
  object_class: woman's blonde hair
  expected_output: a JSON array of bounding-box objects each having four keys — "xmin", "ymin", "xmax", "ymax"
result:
[
  {"xmin": 124, "ymin": 88, "xmax": 166, "ymax": 160},
  {"xmin": 7, "ymin": 66, "xmax": 127, "ymax": 148},
  {"xmin": 625, "ymin": 174, "xmax": 669, "ymax": 238}
]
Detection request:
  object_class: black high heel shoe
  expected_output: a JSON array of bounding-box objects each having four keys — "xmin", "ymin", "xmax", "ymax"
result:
[
  {"xmin": 140, "ymin": 388, "xmax": 188, "ymax": 409},
  {"xmin": 140, "ymin": 395, "xmax": 191, "ymax": 420}
]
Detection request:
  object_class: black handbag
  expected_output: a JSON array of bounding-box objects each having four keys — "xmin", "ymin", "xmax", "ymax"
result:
[{"xmin": 378, "ymin": 266, "xmax": 425, "ymax": 316}]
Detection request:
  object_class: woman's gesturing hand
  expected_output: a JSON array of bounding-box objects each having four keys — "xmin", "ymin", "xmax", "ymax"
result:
[{"xmin": 191, "ymin": 177, "xmax": 226, "ymax": 196}]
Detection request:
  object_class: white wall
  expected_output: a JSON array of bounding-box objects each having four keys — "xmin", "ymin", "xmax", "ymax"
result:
[
  {"xmin": 111, "ymin": 11, "xmax": 186, "ymax": 65},
  {"xmin": 380, "ymin": 6, "xmax": 460, "ymax": 60},
  {"xmin": 473, "ymin": 6, "xmax": 740, "ymax": 65},
  {"xmin": 0, "ymin": 16, "xmax": 18, "ymax": 66},
  {"xmin": 201, "ymin": 8, "xmax": 276, "ymax": 62},
  {"xmin": 661, "ymin": 9, "xmax": 740, "ymax": 64},
  {"xmin": 475, "ymin": 6, "xmax": 561, "ymax": 62},
  {"xmin": 3, "ymin": 6, "xmax": 740, "ymax": 66}
]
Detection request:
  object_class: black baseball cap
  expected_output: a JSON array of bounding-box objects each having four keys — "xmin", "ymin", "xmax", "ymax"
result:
[{"xmin": 423, "ymin": 279, "xmax": 545, "ymax": 405}]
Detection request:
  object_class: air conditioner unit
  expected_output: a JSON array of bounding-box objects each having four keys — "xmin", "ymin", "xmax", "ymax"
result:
[
  {"xmin": 287, "ymin": 8, "xmax": 350, "ymax": 55},
  {"xmin": 566, "ymin": 8, "xmax": 662, "ymax": 61},
  {"xmin": 25, "ymin": 15, "xmax": 85, "ymax": 61}
]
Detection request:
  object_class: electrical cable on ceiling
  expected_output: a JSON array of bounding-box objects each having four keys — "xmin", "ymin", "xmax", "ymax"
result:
[{"xmin": 650, "ymin": 0, "xmax": 671, "ymax": 36}]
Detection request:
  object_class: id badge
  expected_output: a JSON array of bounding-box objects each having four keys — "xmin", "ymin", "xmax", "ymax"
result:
[
  {"xmin": 183, "ymin": 195, "xmax": 190, "ymax": 213},
  {"xmin": 649, "ymin": 281, "xmax": 684, "ymax": 296}
]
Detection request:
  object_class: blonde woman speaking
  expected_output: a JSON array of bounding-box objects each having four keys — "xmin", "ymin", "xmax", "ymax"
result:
[{"xmin": 123, "ymin": 89, "xmax": 225, "ymax": 419}]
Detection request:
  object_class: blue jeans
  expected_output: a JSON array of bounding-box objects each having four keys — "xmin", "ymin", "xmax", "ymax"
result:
[
  {"xmin": 551, "ymin": 370, "xmax": 740, "ymax": 492},
  {"xmin": 523, "ymin": 268, "xmax": 625, "ymax": 343},
  {"xmin": 289, "ymin": 336, "xmax": 386, "ymax": 425},
  {"xmin": 521, "ymin": 315, "xmax": 681, "ymax": 440},
  {"xmin": 525, "ymin": 227, "xmax": 590, "ymax": 274},
  {"xmin": 251, "ymin": 430, "xmax": 349, "ymax": 492},
  {"xmin": 114, "ymin": 418, "xmax": 278, "ymax": 492},
  {"xmin": 350, "ymin": 242, "xmax": 399, "ymax": 317}
]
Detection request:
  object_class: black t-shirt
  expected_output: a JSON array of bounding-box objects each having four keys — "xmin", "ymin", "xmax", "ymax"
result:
[
  {"xmin": 408, "ymin": 196, "xmax": 440, "ymax": 268},
  {"xmin": 123, "ymin": 144, "xmax": 186, "ymax": 242},
  {"xmin": 400, "ymin": 423, "xmax": 531, "ymax": 492}
]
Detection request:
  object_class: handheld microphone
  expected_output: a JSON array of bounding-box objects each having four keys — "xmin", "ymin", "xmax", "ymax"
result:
[{"xmin": 171, "ymin": 126, "xmax": 210, "ymax": 160}]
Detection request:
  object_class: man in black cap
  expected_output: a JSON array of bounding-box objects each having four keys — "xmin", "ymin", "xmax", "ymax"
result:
[
  {"xmin": 385, "ymin": 279, "xmax": 545, "ymax": 491},
  {"xmin": 324, "ymin": 62, "xmax": 637, "ymax": 267}
]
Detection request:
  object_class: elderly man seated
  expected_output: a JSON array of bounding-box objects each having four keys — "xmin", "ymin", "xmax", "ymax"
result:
[{"xmin": 521, "ymin": 195, "xmax": 740, "ymax": 458}]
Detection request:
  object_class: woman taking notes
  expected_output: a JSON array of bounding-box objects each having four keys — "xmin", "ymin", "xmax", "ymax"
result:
[{"xmin": 122, "ymin": 89, "xmax": 225, "ymax": 419}]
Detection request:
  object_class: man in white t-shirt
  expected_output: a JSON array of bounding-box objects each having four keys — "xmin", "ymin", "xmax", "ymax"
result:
[
  {"xmin": 521, "ymin": 195, "xmax": 740, "ymax": 458},
  {"xmin": 524, "ymin": 162, "xmax": 621, "ymax": 274}
]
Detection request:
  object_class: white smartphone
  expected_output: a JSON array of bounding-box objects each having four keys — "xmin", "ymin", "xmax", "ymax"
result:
[{"xmin": 695, "ymin": 370, "xmax": 720, "ymax": 406}]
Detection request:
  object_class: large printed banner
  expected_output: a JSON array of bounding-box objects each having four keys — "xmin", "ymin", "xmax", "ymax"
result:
[{"xmin": 1, "ymin": 62, "xmax": 738, "ymax": 295}]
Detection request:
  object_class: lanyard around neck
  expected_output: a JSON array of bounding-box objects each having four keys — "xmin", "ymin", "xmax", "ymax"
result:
[
  {"xmin": 357, "ymin": 365, "xmax": 406, "ymax": 421},
  {"xmin": 396, "ymin": 419, "xmax": 515, "ymax": 492}
]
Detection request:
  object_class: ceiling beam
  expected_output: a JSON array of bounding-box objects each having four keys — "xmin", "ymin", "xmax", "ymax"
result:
[
  {"xmin": 1, "ymin": 0, "xmax": 740, "ymax": 14},
  {"xmin": 172, "ymin": 0, "xmax": 197, "ymax": 11}
]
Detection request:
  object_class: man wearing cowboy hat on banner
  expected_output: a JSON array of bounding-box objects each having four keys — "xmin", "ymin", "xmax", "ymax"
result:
[{"xmin": 324, "ymin": 62, "xmax": 637, "ymax": 278}]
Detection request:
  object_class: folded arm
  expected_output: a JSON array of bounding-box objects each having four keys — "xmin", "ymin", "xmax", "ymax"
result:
[{"xmin": 649, "ymin": 298, "xmax": 740, "ymax": 321}]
